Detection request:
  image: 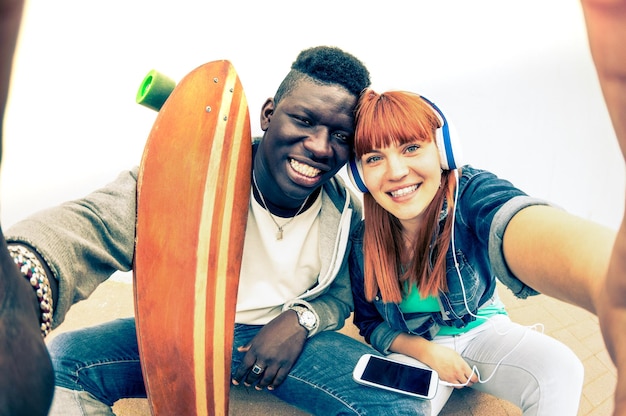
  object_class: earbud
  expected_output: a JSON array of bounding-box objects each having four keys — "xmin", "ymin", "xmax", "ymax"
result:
[{"xmin": 347, "ymin": 95, "xmax": 464, "ymax": 193}]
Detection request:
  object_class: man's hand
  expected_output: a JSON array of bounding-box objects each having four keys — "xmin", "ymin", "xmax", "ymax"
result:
[
  {"xmin": 232, "ymin": 310, "xmax": 308, "ymax": 390},
  {"xmin": 0, "ymin": 230, "xmax": 54, "ymax": 416}
]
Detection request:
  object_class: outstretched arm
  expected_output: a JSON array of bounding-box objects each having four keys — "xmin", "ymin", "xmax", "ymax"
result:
[
  {"xmin": 502, "ymin": 203, "xmax": 624, "ymax": 413},
  {"xmin": 580, "ymin": 1, "xmax": 626, "ymax": 413},
  {"xmin": 502, "ymin": 204, "xmax": 615, "ymax": 314}
]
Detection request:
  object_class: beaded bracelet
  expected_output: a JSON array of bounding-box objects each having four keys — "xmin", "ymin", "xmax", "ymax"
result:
[{"xmin": 7, "ymin": 244, "xmax": 54, "ymax": 337}]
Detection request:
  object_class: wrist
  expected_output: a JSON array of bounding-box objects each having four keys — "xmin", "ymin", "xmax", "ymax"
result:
[
  {"xmin": 7, "ymin": 244, "xmax": 54, "ymax": 337},
  {"xmin": 288, "ymin": 305, "xmax": 318, "ymax": 336},
  {"xmin": 390, "ymin": 333, "xmax": 431, "ymax": 361}
]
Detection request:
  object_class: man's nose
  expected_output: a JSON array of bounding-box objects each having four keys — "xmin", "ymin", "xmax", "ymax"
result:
[{"xmin": 303, "ymin": 127, "xmax": 333, "ymax": 158}]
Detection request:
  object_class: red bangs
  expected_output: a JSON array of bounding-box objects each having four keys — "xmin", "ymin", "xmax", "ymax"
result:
[{"xmin": 354, "ymin": 90, "xmax": 440, "ymax": 157}]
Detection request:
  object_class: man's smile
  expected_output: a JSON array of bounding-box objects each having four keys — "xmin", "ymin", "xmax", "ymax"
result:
[{"xmin": 290, "ymin": 159, "xmax": 322, "ymax": 178}]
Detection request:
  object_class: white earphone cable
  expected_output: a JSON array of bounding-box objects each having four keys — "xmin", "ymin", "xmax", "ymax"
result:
[{"xmin": 445, "ymin": 169, "xmax": 544, "ymax": 386}]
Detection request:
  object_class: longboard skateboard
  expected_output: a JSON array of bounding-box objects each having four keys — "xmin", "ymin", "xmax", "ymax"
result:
[{"xmin": 133, "ymin": 60, "xmax": 251, "ymax": 415}]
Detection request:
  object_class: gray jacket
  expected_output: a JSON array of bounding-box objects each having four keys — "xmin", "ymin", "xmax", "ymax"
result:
[{"xmin": 7, "ymin": 166, "xmax": 363, "ymax": 335}]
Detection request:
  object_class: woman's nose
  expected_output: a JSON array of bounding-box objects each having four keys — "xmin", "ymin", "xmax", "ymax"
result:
[{"xmin": 386, "ymin": 154, "xmax": 409, "ymax": 180}]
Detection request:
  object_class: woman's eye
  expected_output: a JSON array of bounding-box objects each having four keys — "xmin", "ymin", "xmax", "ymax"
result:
[
  {"xmin": 365, "ymin": 155, "xmax": 381, "ymax": 164},
  {"xmin": 406, "ymin": 144, "xmax": 420, "ymax": 153}
]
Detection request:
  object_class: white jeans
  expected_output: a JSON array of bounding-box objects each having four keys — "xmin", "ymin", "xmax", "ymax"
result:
[{"xmin": 388, "ymin": 315, "xmax": 584, "ymax": 416}]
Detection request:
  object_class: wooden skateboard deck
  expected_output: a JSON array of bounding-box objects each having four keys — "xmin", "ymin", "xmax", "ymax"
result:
[{"xmin": 133, "ymin": 60, "xmax": 251, "ymax": 415}]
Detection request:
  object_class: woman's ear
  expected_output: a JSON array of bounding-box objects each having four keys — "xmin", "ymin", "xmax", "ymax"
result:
[{"xmin": 260, "ymin": 98, "xmax": 275, "ymax": 131}]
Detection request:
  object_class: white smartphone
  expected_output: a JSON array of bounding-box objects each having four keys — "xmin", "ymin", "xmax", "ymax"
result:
[{"xmin": 352, "ymin": 354, "xmax": 439, "ymax": 400}]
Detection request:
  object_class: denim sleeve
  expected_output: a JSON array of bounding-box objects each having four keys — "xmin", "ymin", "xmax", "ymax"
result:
[
  {"xmin": 6, "ymin": 168, "xmax": 138, "ymax": 327},
  {"xmin": 368, "ymin": 321, "xmax": 404, "ymax": 355},
  {"xmin": 349, "ymin": 223, "xmax": 403, "ymax": 354},
  {"xmin": 488, "ymin": 195, "xmax": 550, "ymax": 298}
]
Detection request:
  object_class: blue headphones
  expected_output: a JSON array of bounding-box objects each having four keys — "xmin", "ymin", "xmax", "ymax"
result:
[{"xmin": 347, "ymin": 95, "xmax": 464, "ymax": 193}]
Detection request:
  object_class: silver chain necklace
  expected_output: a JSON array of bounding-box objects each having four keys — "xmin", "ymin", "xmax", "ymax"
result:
[{"xmin": 252, "ymin": 171, "xmax": 310, "ymax": 240}]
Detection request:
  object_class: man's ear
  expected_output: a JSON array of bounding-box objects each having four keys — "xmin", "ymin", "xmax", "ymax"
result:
[{"xmin": 260, "ymin": 98, "xmax": 275, "ymax": 131}]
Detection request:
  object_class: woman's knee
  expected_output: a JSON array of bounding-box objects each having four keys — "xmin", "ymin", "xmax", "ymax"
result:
[
  {"xmin": 520, "ymin": 337, "xmax": 584, "ymax": 414},
  {"xmin": 537, "ymin": 338, "xmax": 584, "ymax": 389}
]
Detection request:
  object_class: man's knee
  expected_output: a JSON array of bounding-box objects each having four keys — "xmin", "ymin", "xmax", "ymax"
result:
[
  {"xmin": 49, "ymin": 386, "xmax": 114, "ymax": 416},
  {"xmin": 47, "ymin": 332, "xmax": 85, "ymax": 387}
]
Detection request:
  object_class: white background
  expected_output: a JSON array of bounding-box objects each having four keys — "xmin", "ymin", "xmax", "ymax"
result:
[{"xmin": 2, "ymin": 0, "xmax": 624, "ymax": 233}]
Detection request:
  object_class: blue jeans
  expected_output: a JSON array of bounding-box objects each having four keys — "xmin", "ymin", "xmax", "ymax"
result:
[{"xmin": 48, "ymin": 318, "xmax": 428, "ymax": 415}]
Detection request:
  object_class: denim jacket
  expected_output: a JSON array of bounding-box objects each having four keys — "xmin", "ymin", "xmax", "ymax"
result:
[{"xmin": 349, "ymin": 166, "xmax": 547, "ymax": 354}]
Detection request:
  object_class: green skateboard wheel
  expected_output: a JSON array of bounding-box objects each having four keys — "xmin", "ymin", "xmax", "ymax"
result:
[{"xmin": 135, "ymin": 70, "xmax": 176, "ymax": 111}]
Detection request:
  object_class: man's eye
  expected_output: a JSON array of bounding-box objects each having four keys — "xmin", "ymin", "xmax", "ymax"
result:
[
  {"xmin": 294, "ymin": 115, "xmax": 312, "ymax": 126},
  {"xmin": 333, "ymin": 132, "xmax": 350, "ymax": 143}
]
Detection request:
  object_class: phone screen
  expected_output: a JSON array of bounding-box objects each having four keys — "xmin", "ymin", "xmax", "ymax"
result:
[{"xmin": 361, "ymin": 356, "xmax": 433, "ymax": 396}]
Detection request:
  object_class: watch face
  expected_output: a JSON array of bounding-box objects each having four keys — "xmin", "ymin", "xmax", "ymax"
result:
[{"xmin": 300, "ymin": 311, "xmax": 316, "ymax": 328}]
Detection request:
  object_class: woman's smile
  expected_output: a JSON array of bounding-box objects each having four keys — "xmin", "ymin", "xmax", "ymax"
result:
[{"xmin": 389, "ymin": 183, "xmax": 420, "ymax": 198}]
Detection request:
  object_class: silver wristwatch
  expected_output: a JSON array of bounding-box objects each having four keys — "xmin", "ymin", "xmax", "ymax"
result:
[{"xmin": 290, "ymin": 305, "xmax": 318, "ymax": 333}]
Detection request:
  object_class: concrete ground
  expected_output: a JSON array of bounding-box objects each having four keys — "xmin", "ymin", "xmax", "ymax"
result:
[{"xmin": 46, "ymin": 280, "xmax": 617, "ymax": 415}]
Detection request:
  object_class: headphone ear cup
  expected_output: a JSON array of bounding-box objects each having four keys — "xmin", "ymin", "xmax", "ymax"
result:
[
  {"xmin": 347, "ymin": 155, "xmax": 368, "ymax": 193},
  {"xmin": 420, "ymin": 96, "xmax": 464, "ymax": 170},
  {"xmin": 436, "ymin": 120, "xmax": 464, "ymax": 170},
  {"xmin": 436, "ymin": 128, "xmax": 451, "ymax": 170}
]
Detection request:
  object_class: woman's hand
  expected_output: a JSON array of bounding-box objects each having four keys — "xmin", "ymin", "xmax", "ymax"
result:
[
  {"xmin": 420, "ymin": 342, "xmax": 477, "ymax": 388},
  {"xmin": 391, "ymin": 333, "xmax": 477, "ymax": 388}
]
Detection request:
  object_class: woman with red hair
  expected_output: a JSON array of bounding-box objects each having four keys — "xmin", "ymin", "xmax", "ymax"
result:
[{"xmin": 348, "ymin": 89, "xmax": 588, "ymax": 415}]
